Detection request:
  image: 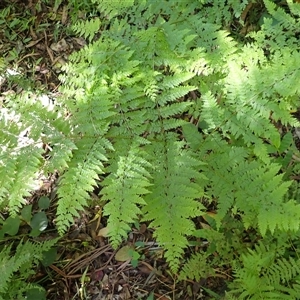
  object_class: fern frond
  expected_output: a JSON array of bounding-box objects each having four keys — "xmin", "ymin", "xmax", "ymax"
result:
[
  {"xmin": 159, "ymin": 103, "xmax": 192, "ymax": 119},
  {"xmin": 287, "ymin": 0, "xmax": 300, "ymax": 16},
  {"xmin": 229, "ymin": 242, "xmax": 300, "ymax": 299},
  {"xmin": 72, "ymin": 18, "xmax": 101, "ymax": 42},
  {"xmin": 161, "ymin": 72, "xmax": 195, "ymax": 89},
  {"xmin": 56, "ymin": 136, "xmax": 110, "ymax": 234},
  {"xmin": 8, "ymin": 147, "xmax": 43, "ymax": 215},
  {"xmin": 143, "ymin": 134, "xmax": 206, "ymax": 272},
  {"xmin": 179, "ymin": 251, "xmax": 214, "ymax": 281},
  {"xmin": 0, "ymin": 238, "xmax": 57, "ymax": 299},
  {"xmin": 97, "ymin": 0, "xmax": 135, "ymax": 19},
  {"xmin": 157, "ymin": 86, "xmax": 196, "ymax": 106},
  {"xmin": 201, "ymin": 91, "xmax": 224, "ymax": 130},
  {"xmin": 101, "ymin": 140, "xmax": 151, "ymax": 247},
  {"xmin": 264, "ymin": 0, "xmax": 295, "ymax": 24},
  {"xmin": 0, "ymin": 105, "xmax": 44, "ymax": 212},
  {"xmin": 197, "ymin": 132, "xmax": 297, "ymax": 234}
]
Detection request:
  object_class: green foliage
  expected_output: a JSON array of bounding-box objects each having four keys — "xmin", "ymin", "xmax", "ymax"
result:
[
  {"xmin": 227, "ymin": 241, "xmax": 300, "ymax": 299},
  {"xmin": 72, "ymin": 17, "xmax": 101, "ymax": 42},
  {"xmin": 0, "ymin": 91, "xmax": 75, "ymax": 214},
  {"xmin": 0, "ymin": 238, "xmax": 57, "ymax": 299},
  {"xmin": 142, "ymin": 134, "xmax": 206, "ymax": 271},
  {"xmin": 179, "ymin": 250, "xmax": 214, "ymax": 282},
  {"xmin": 197, "ymin": 137, "xmax": 296, "ymax": 234},
  {"xmin": 101, "ymin": 140, "xmax": 151, "ymax": 248},
  {"xmin": 1, "ymin": 0, "xmax": 300, "ymax": 297}
]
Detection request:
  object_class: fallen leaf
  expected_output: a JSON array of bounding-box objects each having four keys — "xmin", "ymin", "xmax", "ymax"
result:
[
  {"xmin": 97, "ymin": 226, "xmax": 109, "ymax": 237},
  {"xmin": 25, "ymin": 38, "xmax": 43, "ymax": 48},
  {"xmin": 115, "ymin": 245, "xmax": 133, "ymax": 262},
  {"xmin": 73, "ymin": 37, "xmax": 86, "ymax": 47},
  {"xmin": 50, "ymin": 38, "xmax": 69, "ymax": 52},
  {"xmin": 91, "ymin": 270, "xmax": 104, "ymax": 281},
  {"xmin": 61, "ymin": 5, "xmax": 68, "ymax": 25},
  {"xmin": 139, "ymin": 223, "xmax": 147, "ymax": 234},
  {"xmin": 200, "ymin": 222, "xmax": 211, "ymax": 230}
]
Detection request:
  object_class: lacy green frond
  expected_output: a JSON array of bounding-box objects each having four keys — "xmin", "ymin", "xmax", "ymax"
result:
[
  {"xmin": 97, "ymin": 0, "xmax": 135, "ymax": 19},
  {"xmin": 157, "ymin": 86, "xmax": 196, "ymax": 106},
  {"xmin": 0, "ymin": 102, "xmax": 44, "ymax": 212},
  {"xmin": 179, "ymin": 251, "xmax": 214, "ymax": 281},
  {"xmin": 197, "ymin": 131, "xmax": 297, "ymax": 234},
  {"xmin": 264, "ymin": 0, "xmax": 295, "ymax": 24},
  {"xmin": 161, "ymin": 72, "xmax": 195, "ymax": 89},
  {"xmin": 72, "ymin": 18, "xmax": 101, "ymax": 42},
  {"xmin": 56, "ymin": 136, "xmax": 110, "ymax": 234},
  {"xmin": 258, "ymin": 200, "xmax": 300, "ymax": 235},
  {"xmin": 8, "ymin": 147, "xmax": 43, "ymax": 214},
  {"xmin": 201, "ymin": 91, "xmax": 224, "ymax": 130},
  {"xmin": 143, "ymin": 134, "xmax": 206, "ymax": 272},
  {"xmin": 0, "ymin": 238, "xmax": 57, "ymax": 299},
  {"xmin": 101, "ymin": 140, "xmax": 151, "ymax": 247},
  {"xmin": 229, "ymin": 242, "xmax": 300, "ymax": 299}
]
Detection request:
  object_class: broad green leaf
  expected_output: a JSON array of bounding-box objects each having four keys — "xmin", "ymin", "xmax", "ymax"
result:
[
  {"xmin": 129, "ymin": 249, "xmax": 140, "ymax": 267},
  {"xmin": 30, "ymin": 227, "xmax": 41, "ymax": 237},
  {"xmin": 30, "ymin": 212, "xmax": 48, "ymax": 232},
  {"xmin": 146, "ymin": 292, "xmax": 154, "ymax": 300},
  {"xmin": 21, "ymin": 205, "xmax": 32, "ymax": 223},
  {"xmin": 97, "ymin": 226, "xmax": 109, "ymax": 237},
  {"xmin": 38, "ymin": 196, "xmax": 50, "ymax": 210},
  {"xmin": 134, "ymin": 241, "xmax": 145, "ymax": 247},
  {"xmin": 41, "ymin": 247, "xmax": 57, "ymax": 267},
  {"xmin": 26, "ymin": 287, "xmax": 46, "ymax": 300},
  {"xmin": 3, "ymin": 216, "xmax": 20, "ymax": 236}
]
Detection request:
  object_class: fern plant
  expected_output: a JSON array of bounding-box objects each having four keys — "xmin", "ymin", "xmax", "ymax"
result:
[
  {"xmin": 57, "ymin": 2, "xmax": 210, "ymax": 270},
  {"xmin": 0, "ymin": 238, "xmax": 57, "ymax": 299},
  {"xmin": 227, "ymin": 241, "xmax": 300, "ymax": 299},
  {"xmin": 1, "ymin": 0, "xmax": 300, "ymax": 297}
]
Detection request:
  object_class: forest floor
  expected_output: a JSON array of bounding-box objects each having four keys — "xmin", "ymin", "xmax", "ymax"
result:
[{"xmin": 0, "ymin": 1, "xmax": 269, "ymax": 299}]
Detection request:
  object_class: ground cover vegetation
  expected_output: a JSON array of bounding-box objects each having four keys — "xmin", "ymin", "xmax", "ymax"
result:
[{"xmin": 1, "ymin": 0, "xmax": 300, "ymax": 299}]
